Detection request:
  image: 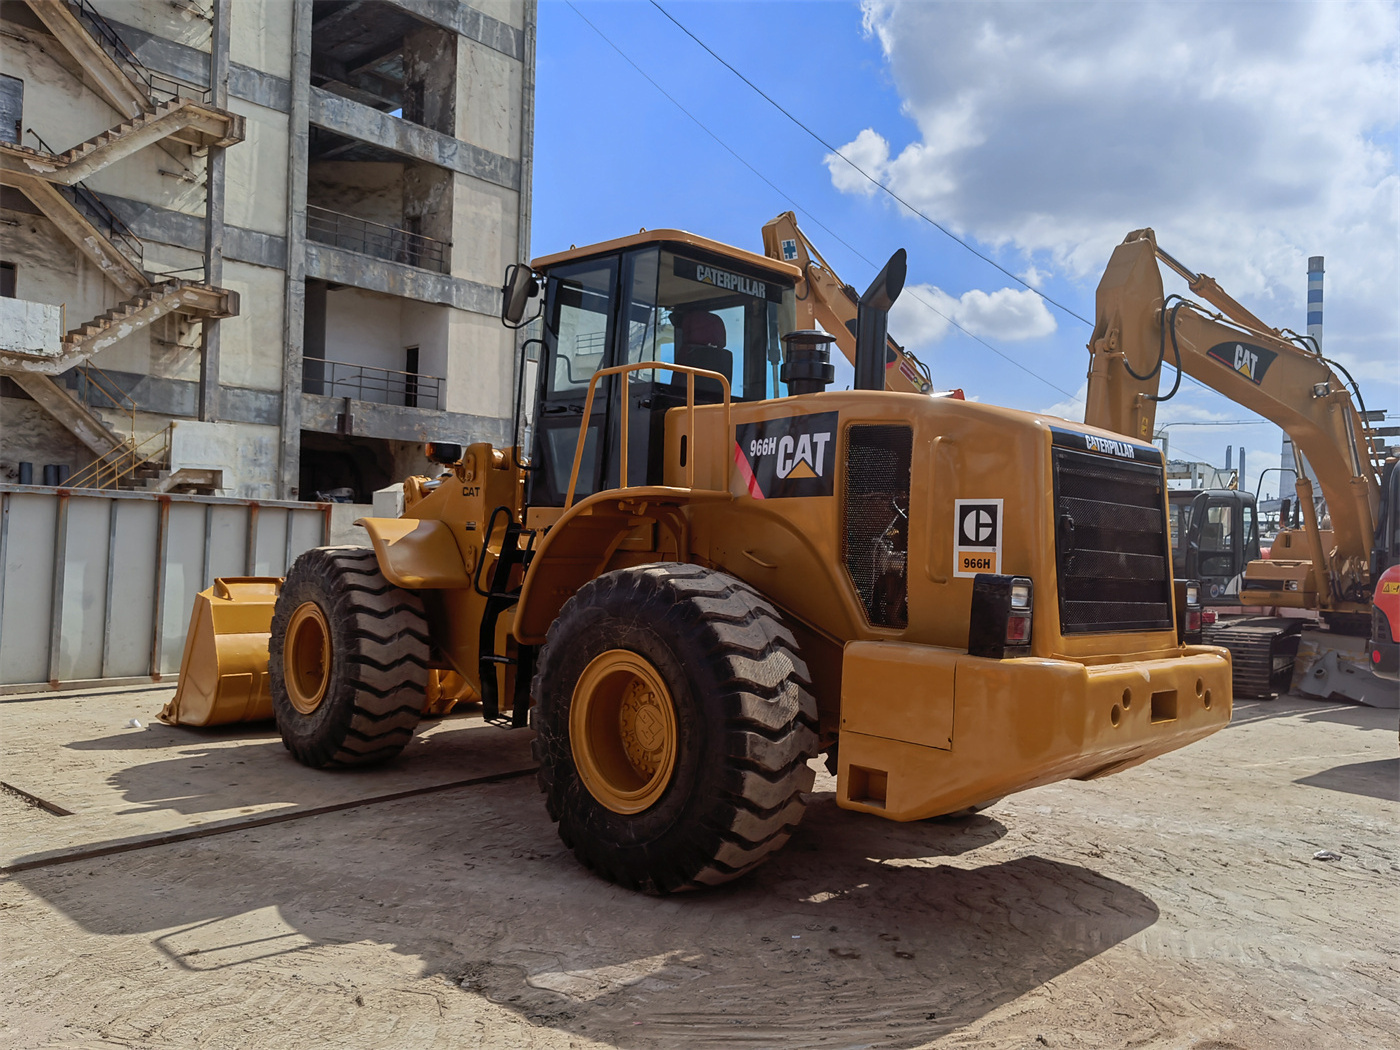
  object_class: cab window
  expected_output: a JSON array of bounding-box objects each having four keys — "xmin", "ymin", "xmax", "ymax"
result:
[
  {"xmin": 626, "ymin": 249, "xmax": 795, "ymax": 401},
  {"xmin": 1199, "ymin": 503, "xmax": 1236, "ymax": 577},
  {"xmin": 1242, "ymin": 502, "xmax": 1261, "ymax": 562},
  {"xmin": 547, "ymin": 259, "xmax": 615, "ymax": 397}
]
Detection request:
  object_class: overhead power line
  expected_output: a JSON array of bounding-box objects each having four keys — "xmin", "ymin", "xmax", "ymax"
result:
[
  {"xmin": 648, "ymin": 0, "xmax": 1095, "ymax": 328},
  {"xmin": 562, "ymin": 1, "xmax": 1080, "ymax": 400}
]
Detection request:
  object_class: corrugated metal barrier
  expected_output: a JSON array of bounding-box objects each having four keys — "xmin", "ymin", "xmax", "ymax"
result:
[{"xmin": 0, "ymin": 484, "xmax": 331, "ymax": 693}]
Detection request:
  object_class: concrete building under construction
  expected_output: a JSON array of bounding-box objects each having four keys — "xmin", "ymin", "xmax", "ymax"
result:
[{"xmin": 0, "ymin": 0, "xmax": 536, "ymax": 501}]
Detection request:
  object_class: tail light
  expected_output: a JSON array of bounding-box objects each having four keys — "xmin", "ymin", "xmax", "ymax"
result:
[
  {"xmin": 1175, "ymin": 578, "xmax": 1203, "ymax": 645},
  {"xmin": 968, "ymin": 575, "xmax": 1033, "ymax": 659}
]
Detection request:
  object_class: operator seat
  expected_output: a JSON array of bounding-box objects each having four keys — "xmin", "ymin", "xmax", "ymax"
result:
[{"xmin": 673, "ymin": 312, "xmax": 732, "ymax": 399}]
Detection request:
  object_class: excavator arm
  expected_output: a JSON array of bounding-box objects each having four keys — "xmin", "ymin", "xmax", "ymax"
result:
[
  {"xmin": 762, "ymin": 212, "xmax": 939, "ymax": 395},
  {"xmin": 1084, "ymin": 228, "xmax": 1381, "ymax": 612}
]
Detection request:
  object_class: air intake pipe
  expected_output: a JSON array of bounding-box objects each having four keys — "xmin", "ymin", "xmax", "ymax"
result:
[{"xmin": 854, "ymin": 248, "xmax": 907, "ymax": 391}]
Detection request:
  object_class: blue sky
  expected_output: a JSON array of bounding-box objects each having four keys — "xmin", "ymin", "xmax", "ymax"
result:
[{"xmin": 533, "ymin": 1, "xmax": 1400, "ymax": 498}]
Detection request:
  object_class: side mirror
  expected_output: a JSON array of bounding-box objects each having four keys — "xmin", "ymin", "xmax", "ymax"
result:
[{"xmin": 501, "ymin": 263, "xmax": 539, "ymax": 325}]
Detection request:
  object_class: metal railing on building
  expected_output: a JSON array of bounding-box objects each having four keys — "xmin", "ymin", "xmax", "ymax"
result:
[
  {"xmin": 305, "ymin": 205, "xmax": 450, "ymax": 274},
  {"xmin": 303, "ymin": 356, "xmax": 443, "ymax": 410},
  {"xmin": 67, "ymin": 0, "xmax": 211, "ymax": 105}
]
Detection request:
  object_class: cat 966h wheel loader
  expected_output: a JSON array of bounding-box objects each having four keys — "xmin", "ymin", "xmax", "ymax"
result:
[{"xmin": 167, "ymin": 227, "xmax": 1231, "ymax": 893}]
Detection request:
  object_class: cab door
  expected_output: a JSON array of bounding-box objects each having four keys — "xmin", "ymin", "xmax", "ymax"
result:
[
  {"xmin": 1189, "ymin": 492, "xmax": 1252, "ymax": 602},
  {"xmin": 528, "ymin": 257, "xmax": 619, "ymax": 507}
]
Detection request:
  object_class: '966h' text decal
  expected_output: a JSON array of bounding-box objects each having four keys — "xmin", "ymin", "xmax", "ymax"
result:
[{"xmin": 733, "ymin": 411, "xmax": 838, "ymax": 499}]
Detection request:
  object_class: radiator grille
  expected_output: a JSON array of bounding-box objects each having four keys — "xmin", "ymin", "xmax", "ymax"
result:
[
  {"xmin": 1053, "ymin": 449, "xmax": 1173, "ymax": 633},
  {"xmin": 844, "ymin": 425, "xmax": 912, "ymax": 628}
]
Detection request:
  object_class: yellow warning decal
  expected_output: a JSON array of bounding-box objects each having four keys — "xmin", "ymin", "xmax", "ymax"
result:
[{"xmin": 1383, "ymin": 581, "xmax": 1400, "ymax": 595}]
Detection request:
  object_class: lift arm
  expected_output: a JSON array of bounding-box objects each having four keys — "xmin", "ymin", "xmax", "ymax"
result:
[
  {"xmin": 1084, "ymin": 228, "xmax": 1381, "ymax": 607},
  {"xmin": 761, "ymin": 212, "xmax": 937, "ymax": 394}
]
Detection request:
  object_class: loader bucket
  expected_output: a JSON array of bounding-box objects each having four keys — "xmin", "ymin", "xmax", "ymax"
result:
[{"xmin": 160, "ymin": 577, "xmax": 283, "ymax": 726}]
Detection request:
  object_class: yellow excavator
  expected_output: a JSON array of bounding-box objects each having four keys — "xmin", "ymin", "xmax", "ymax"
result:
[
  {"xmin": 165, "ymin": 223, "xmax": 1230, "ymax": 892},
  {"xmin": 1084, "ymin": 228, "xmax": 1390, "ymax": 702}
]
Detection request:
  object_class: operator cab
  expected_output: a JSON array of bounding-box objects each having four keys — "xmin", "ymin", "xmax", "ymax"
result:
[
  {"xmin": 1169, "ymin": 489, "xmax": 1261, "ymax": 604},
  {"xmin": 525, "ymin": 231, "xmax": 800, "ymax": 507}
]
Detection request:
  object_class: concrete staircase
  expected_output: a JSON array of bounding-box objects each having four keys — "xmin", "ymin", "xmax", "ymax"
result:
[
  {"xmin": 7, "ymin": 1, "xmax": 243, "ymax": 489},
  {"xmin": 0, "ymin": 99, "xmax": 244, "ymax": 186},
  {"xmin": 6, "ymin": 373, "xmax": 128, "ymax": 458},
  {"xmin": 0, "ymin": 280, "xmax": 239, "ymax": 377},
  {"xmin": 0, "ymin": 173, "xmax": 149, "ymax": 296}
]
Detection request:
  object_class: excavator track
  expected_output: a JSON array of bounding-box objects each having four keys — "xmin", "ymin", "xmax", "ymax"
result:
[{"xmin": 1203, "ymin": 618, "xmax": 1303, "ymax": 699}]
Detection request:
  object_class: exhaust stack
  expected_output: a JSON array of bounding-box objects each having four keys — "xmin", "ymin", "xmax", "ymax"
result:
[{"xmin": 854, "ymin": 249, "xmax": 907, "ymax": 391}]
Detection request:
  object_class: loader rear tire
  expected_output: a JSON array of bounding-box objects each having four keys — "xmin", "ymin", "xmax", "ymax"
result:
[
  {"xmin": 269, "ymin": 546, "xmax": 428, "ymax": 768},
  {"xmin": 532, "ymin": 563, "xmax": 819, "ymax": 893}
]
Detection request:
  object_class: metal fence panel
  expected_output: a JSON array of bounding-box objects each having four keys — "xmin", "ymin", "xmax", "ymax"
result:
[
  {"xmin": 0, "ymin": 492, "xmax": 58, "ymax": 685},
  {"xmin": 208, "ymin": 503, "xmax": 250, "ymax": 581},
  {"xmin": 105, "ymin": 497, "xmax": 159, "ymax": 679},
  {"xmin": 54, "ymin": 495, "xmax": 112, "ymax": 682},
  {"xmin": 0, "ymin": 485, "xmax": 331, "ymax": 692}
]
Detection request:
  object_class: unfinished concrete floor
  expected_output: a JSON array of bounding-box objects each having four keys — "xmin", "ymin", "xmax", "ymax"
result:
[{"xmin": 1, "ymin": 686, "xmax": 1396, "ymax": 1049}]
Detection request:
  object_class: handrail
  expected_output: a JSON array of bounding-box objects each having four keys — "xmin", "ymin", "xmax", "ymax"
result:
[
  {"xmin": 66, "ymin": 0, "xmax": 210, "ymax": 105},
  {"xmin": 564, "ymin": 362, "xmax": 732, "ymax": 510},
  {"xmin": 24, "ymin": 128, "xmax": 145, "ymax": 269},
  {"xmin": 77, "ymin": 361, "xmax": 138, "ymax": 441},
  {"xmin": 67, "ymin": 423, "xmax": 172, "ymax": 490}
]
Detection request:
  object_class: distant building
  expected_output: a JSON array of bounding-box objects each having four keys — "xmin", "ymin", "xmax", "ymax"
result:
[{"xmin": 0, "ymin": 0, "xmax": 535, "ymax": 500}]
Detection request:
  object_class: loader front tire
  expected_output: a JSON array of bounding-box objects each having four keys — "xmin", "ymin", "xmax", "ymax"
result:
[
  {"xmin": 532, "ymin": 563, "xmax": 819, "ymax": 893},
  {"xmin": 269, "ymin": 546, "xmax": 428, "ymax": 768}
]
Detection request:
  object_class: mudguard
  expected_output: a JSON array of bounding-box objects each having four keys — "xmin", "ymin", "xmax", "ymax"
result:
[{"xmin": 357, "ymin": 517, "xmax": 472, "ymax": 589}]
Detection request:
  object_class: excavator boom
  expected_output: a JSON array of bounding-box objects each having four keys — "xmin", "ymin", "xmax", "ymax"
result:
[{"xmin": 1084, "ymin": 228, "xmax": 1382, "ymax": 617}]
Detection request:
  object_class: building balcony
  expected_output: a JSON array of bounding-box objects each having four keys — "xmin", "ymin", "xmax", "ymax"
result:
[{"xmin": 305, "ymin": 205, "xmax": 449, "ymax": 275}]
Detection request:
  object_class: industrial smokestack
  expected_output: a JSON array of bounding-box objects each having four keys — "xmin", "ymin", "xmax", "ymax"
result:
[{"xmin": 1307, "ymin": 256, "xmax": 1324, "ymax": 349}]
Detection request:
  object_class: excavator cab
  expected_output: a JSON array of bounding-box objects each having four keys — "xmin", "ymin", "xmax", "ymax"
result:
[
  {"xmin": 527, "ymin": 233, "xmax": 798, "ymax": 507},
  {"xmin": 1170, "ymin": 489, "xmax": 1261, "ymax": 605}
]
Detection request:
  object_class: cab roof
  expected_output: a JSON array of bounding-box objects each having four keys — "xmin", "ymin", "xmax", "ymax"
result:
[{"xmin": 532, "ymin": 228, "xmax": 802, "ymax": 282}]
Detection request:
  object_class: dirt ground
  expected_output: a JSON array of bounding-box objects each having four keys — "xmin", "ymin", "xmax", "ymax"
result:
[{"xmin": 1, "ymin": 687, "xmax": 1396, "ymax": 1050}]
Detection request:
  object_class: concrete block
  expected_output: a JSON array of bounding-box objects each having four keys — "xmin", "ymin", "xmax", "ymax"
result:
[
  {"xmin": 329, "ymin": 502, "xmax": 373, "ymax": 545},
  {"xmin": 0, "ymin": 298, "xmax": 63, "ymax": 356},
  {"xmin": 169, "ymin": 420, "xmax": 278, "ymax": 498},
  {"xmin": 373, "ymin": 483, "xmax": 405, "ymax": 518}
]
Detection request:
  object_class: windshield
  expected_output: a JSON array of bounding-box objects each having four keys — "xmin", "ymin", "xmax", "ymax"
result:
[{"xmin": 624, "ymin": 248, "xmax": 796, "ymax": 401}]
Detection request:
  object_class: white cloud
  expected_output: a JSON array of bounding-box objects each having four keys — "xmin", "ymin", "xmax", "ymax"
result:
[
  {"xmin": 891, "ymin": 282, "xmax": 1057, "ymax": 347},
  {"xmin": 823, "ymin": 127, "xmax": 888, "ymax": 197},
  {"xmin": 835, "ymin": 1, "xmax": 1399, "ymax": 388}
]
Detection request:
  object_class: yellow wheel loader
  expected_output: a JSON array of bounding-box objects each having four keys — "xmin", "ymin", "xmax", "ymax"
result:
[{"xmin": 168, "ymin": 227, "xmax": 1231, "ymax": 893}]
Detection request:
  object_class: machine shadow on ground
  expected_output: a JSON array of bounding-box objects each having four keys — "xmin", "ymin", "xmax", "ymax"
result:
[
  {"xmin": 12, "ymin": 772, "xmax": 1161, "ymax": 1049},
  {"xmin": 1295, "ymin": 757, "xmax": 1399, "ymax": 801},
  {"xmin": 51, "ymin": 712, "xmax": 528, "ymax": 820}
]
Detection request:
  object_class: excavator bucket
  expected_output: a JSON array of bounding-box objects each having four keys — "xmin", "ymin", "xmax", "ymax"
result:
[{"xmin": 160, "ymin": 577, "xmax": 283, "ymax": 726}]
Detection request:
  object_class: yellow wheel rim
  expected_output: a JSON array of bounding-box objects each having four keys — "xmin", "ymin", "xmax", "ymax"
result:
[
  {"xmin": 569, "ymin": 649, "xmax": 678, "ymax": 815},
  {"xmin": 285, "ymin": 601, "xmax": 332, "ymax": 715}
]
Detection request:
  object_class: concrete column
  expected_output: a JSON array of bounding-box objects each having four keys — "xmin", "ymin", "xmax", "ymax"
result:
[
  {"xmin": 279, "ymin": 0, "xmax": 314, "ymax": 499},
  {"xmin": 199, "ymin": 0, "xmax": 232, "ymax": 422}
]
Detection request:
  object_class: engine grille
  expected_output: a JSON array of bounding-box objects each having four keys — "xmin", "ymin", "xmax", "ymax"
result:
[
  {"xmin": 844, "ymin": 425, "xmax": 912, "ymax": 628},
  {"xmin": 1053, "ymin": 447, "xmax": 1173, "ymax": 633}
]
